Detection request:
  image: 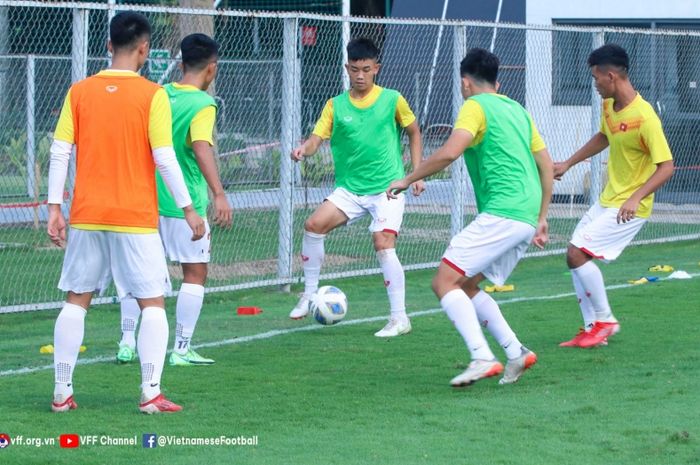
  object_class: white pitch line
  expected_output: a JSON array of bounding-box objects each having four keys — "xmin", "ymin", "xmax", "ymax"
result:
[{"xmin": 1, "ymin": 273, "xmax": 696, "ymax": 378}]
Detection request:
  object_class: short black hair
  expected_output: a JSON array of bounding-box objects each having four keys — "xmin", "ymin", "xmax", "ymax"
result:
[
  {"xmin": 347, "ymin": 37, "xmax": 379, "ymax": 62},
  {"xmin": 110, "ymin": 11, "xmax": 151, "ymax": 51},
  {"xmin": 588, "ymin": 44, "xmax": 629, "ymax": 73},
  {"xmin": 460, "ymin": 48, "xmax": 499, "ymax": 85},
  {"xmin": 181, "ymin": 33, "xmax": 219, "ymax": 71}
]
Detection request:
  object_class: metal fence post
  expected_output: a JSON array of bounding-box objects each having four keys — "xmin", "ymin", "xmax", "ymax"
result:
[
  {"xmin": 450, "ymin": 25, "xmax": 467, "ymax": 237},
  {"xmin": 589, "ymin": 30, "xmax": 605, "ymax": 205},
  {"xmin": 25, "ymin": 55, "xmax": 35, "ymax": 199},
  {"xmin": 69, "ymin": 9, "xmax": 89, "ymax": 198},
  {"xmin": 278, "ymin": 17, "xmax": 300, "ymax": 292}
]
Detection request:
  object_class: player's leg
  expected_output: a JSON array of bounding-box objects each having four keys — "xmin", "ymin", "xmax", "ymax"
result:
[
  {"xmin": 116, "ymin": 297, "xmax": 140, "ymax": 363},
  {"xmin": 170, "ymin": 262, "xmax": 213, "ymax": 365},
  {"xmin": 464, "ymin": 224, "xmax": 538, "ymax": 384},
  {"xmin": 159, "ymin": 217, "xmax": 214, "ymax": 365},
  {"xmin": 53, "ymin": 228, "xmax": 109, "ymax": 412},
  {"xmin": 110, "ymin": 231, "xmax": 180, "ymax": 413},
  {"xmin": 367, "ymin": 191, "xmax": 410, "ymax": 337},
  {"xmin": 433, "ymin": 263, "xmax": 502, "ymax": 387},
  {"xmin": 290, "ymin": 190, "xmax": 354, "ymax": 319},
  {"xmin": 564, "ymin": 204, "xmax": 645, "ymax": 347}
]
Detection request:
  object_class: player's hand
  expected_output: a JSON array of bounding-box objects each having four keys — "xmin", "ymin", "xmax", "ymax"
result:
[
  {"xmin": 411, "ymin": 179, "xmax": 426, "ymax": 196},
  {"xmin": 212, "ymin": 193, "xmax": 233, "ymax": 228},
  {"xmin": 183, "ymin": 206, "xmax": 206, "ymax": 241},
  {"xmin": 553, "ymin": 161, "xmax": 569, "ymax": 180},
  {"xmin": 291, "ymin": 145, "xmax": 306, "ymax": 162},
  {"xmin": 531, "ymin": 219, "xmax": 549, "ymax": 250},
  {"xmin": 617, "ymin": 198, "xmax": 639, "ymax": 224},
  {"xmin": 386, "ymin": 178, "xmax": 410, "ymax": 199},
  {"xmin": 47, "ymin": 204, "xmax": 67, "ymax": 248}
]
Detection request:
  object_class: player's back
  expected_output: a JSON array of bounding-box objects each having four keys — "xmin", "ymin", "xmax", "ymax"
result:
[
  {"xmin": 69, "ymin": 71, "xmax": 162, "ymax": 229},
  {"xmin": 464, "ymin": 93, "xmax": 542, "ymax": 227}
]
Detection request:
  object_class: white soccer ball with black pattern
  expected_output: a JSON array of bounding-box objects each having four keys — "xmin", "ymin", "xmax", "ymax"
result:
[{"xmin": 311, "ymin": 286, "xmax": 348, "ymax": 325}]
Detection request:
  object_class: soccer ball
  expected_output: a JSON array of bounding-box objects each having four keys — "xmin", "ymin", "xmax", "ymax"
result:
[{"xmin": 311, "ymin": 286, "xmax": 348, "ymax": 325}]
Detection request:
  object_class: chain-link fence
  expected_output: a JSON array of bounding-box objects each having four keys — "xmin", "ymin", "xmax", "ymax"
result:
[{"xmin": 1, "ymin": 1, "xmax": 699, "ymax": 312}]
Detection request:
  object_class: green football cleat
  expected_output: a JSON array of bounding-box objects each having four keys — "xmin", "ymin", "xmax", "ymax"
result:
[
  {"xmin": 169, "ymin": 348, "xmax": 215, "ymax": 366},
  {"xmin": 116, "ymin": 344, "xmax": 137, "ymax": 364}
]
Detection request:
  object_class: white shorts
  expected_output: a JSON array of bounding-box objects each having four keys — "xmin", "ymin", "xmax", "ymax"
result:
[
  {"xmin": 442, "ymin": 213, "xmax": 535, "ymax": 286},
  {"xmin": 570, "ymin": 202, "xmax": 646, "ymax": 262},
  {"xmin": 58, "ymin": 228, "xmax": 171, "ymax": 299},
  {"xmin": 159, "ymin": 216, "xmax": 211, "ymax": 263},
  {"xmin": 326, "ymin": 187, "xmax": 405, "ymax": 234}
]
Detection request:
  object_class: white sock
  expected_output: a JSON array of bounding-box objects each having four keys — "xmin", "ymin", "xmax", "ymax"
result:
[
  {"xmin": 571, "ymin": 272, "xmax": 596, "ymax": 329},
  {"xmin": 471, "ymin": 290, "xmax": 523, "ymax": 360},
  {"xmin": 137, "ymin": 307, "xmax": 169, "ymax": 401},
  {"xmin": 571, "ymin": 261, "xmax": 617, "ymax": 323},
  {"xmin": 302, "ymin": 231, "xmax": 325, "ymax": 296},
  {"xmin": 119, "ymin": 298, "xmax": 140, "ymax": 348},
  {"xmin": 440, "ymin": 289, "xmax": 495, "ymax": 361},
  {"xmin": 53, "ymin": 303, "xmax": 87, "ymax": 400},
  {"xmin": 174, "ymin": 283, "xmax": 204, "ymax": 355},
  {"xmin": 376, "ymin": 248, "xmax": 407, "ymax": 321}
]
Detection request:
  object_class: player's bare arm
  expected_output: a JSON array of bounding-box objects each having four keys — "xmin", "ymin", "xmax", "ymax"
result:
[
  {"xmin": 192, "ymin": 140, "xmax": 233, "ymax": 228},
  {"xmin": 404, "ymin": 121, "xmax": 426, "ymax": 196},
  {"xmin": 554, "ymin": 132, "xmax": 609, "ymax": 180},
  {"xmin": 291, "ymin": 134, "xmax": 324, "ymax": 162},
  {"xmin": 617, "ymin": 159, "xmax": 674, "ymax": 224},
  {"xmin": 532, "ymin": 148, "xmax": 554, "ymax": 249},
  {"xmin": 387, "ymin": 129, "xmax": 472, "ymax": 198}
]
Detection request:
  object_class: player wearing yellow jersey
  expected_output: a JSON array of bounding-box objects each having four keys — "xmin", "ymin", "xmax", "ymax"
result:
[
  {"xmin": 288, "ymin": 38, "xmax": 424, "ymax": 337},
  {"xmin": 47, "ymin": 12, "xmax": 204, "ymax": 414},
  {"xmin": 117, "ymin": 34, "xmax": 232, "ymax": 367},
  {"xmin": 554, "ymin": 44, "xmax": 674, "ymax": 348}
]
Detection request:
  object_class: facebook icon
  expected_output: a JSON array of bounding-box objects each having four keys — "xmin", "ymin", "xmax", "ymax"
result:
[{"xmin": 142, "ymin": 434, "xmax": 158, "ymax": 448}]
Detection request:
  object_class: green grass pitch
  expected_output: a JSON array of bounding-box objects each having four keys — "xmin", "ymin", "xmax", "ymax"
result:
[{"xmin": 0, "ymin": 240, "xmax": 698, "ymax": 464}]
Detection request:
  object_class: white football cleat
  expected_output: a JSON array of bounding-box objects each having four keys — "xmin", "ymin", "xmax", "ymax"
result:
[
  {"xmin": 374, "ymin": 318, "xmax": 412, "ymax": 337},
  {"xmin": 499, "ymin": 348, "xmax": 537, "ymax": 385},
  {"xmin": 289, "ymin": 294, "xmax": 312, "ymax": 319},
  {"xmin": 450, "ymin": 359, "xmax": 504, "ymax": 387}
]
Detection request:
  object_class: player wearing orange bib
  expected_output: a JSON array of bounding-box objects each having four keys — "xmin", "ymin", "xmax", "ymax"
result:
[
  {"xmin": 47, "ymin": 12, "xmax": 204, "ymax": 414},
  {"xmin": 554, "ymin": 44, "xmax": 674, "ymax": 348}
]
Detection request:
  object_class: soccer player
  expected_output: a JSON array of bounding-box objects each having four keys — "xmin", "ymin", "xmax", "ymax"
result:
[
  {"xmin": 47, "ymin": 12, "xmax": 205, "ymax": 414},
  {"xmin": 554, "ymin": 44, "xmax": 674, "ymax": 348},
  {"xmin": 387, "ymin": 48, "xmax": 553, "ymax": 386},
  {"xmin": 117, "ymin": 33, "xmax": 232, "ymax": 366},
  {"xmin": 288, "ymin": 38, "xmax": 425, "ymax": 337}
]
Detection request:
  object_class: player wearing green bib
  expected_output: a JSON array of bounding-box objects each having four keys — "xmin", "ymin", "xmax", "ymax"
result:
[
  {"xmin": 389, "ymin": 48, "xmax": 553, "ymax": 387},
  {"xmin": 117, "ymin": 34, "xmax": 232, "ymax": 367},
  {"xmin": 289, "ymin": 38, "xmax": 425, "ymax": 337}
]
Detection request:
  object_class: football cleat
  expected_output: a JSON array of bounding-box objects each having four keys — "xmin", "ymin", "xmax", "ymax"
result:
[
  {"xmin": 374, "ymin": 318, "xmax": 412, "ymax": 337},
  {"xmin": 139, "ymin": 394, "xmax": 182, "ymax": 414},
  {"xmin": 289, "ymin": 294, "xmax": 312, "ymax": 319},
  {"xmin": 559, "ymin": 328, "xmax": 588, "ymax": 347},
  {"xmin": 450, "ymin": 359, "xmax": 504, "ymax": 387},
  {"xmin": 577, "ymin": 321, "xmax": 620, "ymax": 348},
  {"xmin": 51, "ymin": 395, "xmax": 78, "ymax": 413},
  {"xmin": 499, "ymin": 348, "xmax": 537, "ymax": 385},
  {"xmin": 116, "ymin": 343, "xmax": 137, "ymax": 364},
  {"xmin": 169, "ymin": 348, "xmax": 215, "ymax": 366}
]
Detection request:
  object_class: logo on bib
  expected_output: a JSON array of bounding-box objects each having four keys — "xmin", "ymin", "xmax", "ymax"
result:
[
  {"xmin": 105, "ymin": 85, "xmax": 118, "ymax": 93},
  {"xmin": 343, "ymin": 115, "xmax": 353, "ymax": 123}
]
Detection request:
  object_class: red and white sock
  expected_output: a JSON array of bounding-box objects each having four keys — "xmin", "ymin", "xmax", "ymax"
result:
[
  {"xmin": 377, "ymin": 248, "xmax": 407, "ymax": 321},
  {"xmin": 472, "ymin": 290, "xmax": 522, "ymax": 360},
  {"xmin": 571, "ymin": 261, "xmax": 617, "ymax": 323}
]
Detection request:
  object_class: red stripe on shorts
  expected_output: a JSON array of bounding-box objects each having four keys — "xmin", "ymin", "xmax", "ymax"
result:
[
  {"xmin": 442, "ymin": 257, "xmax": 466, "ymax": 275},
  {"xmin": 382, "ymin": 228, "xmax": 399, "ymax": 236},
  {"xmin": 580, "ymin": 247, "xmax": 606, "ymax": 260}
]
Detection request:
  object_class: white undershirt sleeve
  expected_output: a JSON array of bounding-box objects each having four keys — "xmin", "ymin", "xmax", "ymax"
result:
[
  {"xmin": 153, "ymin": 146, "xmax": 192, "ymax": 209},
  {"xmin": 47, "ymin": 139, "xmax": 73, "ymax": 204}
]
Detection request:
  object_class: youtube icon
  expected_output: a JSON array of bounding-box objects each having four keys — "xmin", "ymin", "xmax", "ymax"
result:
[{"xmin": 59, "ymin": 434, "xmax": 79, "ymax": 448}]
